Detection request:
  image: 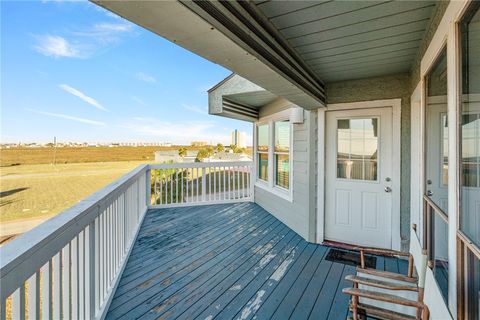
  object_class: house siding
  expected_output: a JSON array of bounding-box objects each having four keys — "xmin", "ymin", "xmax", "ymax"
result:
[
  {"xmin": 326, "ymin": 73, "xmax": 411, "ymax": 250},
  {"xmin": 254, "ymin": 98, "xmax": 317, "ymax": 242}
]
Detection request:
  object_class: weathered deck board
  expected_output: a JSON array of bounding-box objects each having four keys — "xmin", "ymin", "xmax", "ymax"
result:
[{"xmin": 106, "ymin": 203, "xmax": 402, "ymax": 320}]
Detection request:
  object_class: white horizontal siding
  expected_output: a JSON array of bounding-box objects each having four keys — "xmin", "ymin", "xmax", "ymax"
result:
[{"xmin": 255, "ymin": 99, "xmax": 317, "ymax": 242}]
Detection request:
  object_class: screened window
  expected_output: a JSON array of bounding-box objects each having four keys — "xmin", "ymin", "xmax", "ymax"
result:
[
  {"xmin": 460, "ymin": 1, "xmax": 480, "ymax": 248},
  {"xmin": 337, "ymin": 118, "xmax": 378, "ymax": 181},
  {"xmin": 257, "ymin": 124, "xmax": 269, "ymax": 181},
  {"xmin": 274, "ymin": 120, "xmax": 290, "ymax": 189},
  {"xmin": 459, "ymin": 4, "xmax": 480, "ymax": 318}
]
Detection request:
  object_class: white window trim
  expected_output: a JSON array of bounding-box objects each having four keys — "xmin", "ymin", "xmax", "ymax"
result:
[{"xmin": 254, "ymin": 109, "xmax": 293, "ymax": 202}]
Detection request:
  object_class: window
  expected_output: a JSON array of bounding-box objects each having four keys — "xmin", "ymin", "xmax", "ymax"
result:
[
  {"xmin": 255, "ymin": 114, "xmax": 292, "ymax": 196},
  {"xmin": 460, "ymin": 0, "xmax": 480, "ymax": 249},
  {"xmin": 458, "ymin": 3, "xmax": 480, "ymax": 318},
  {"xmin": 337, "ymin": 118, "xmax": 378, "ymax": 181},
  {"xmin": 274, "ymin": 120, "xmax": 290, "ymax": 189},
  {"xmin": 257, "ymin": 124, "xmax": 269, "ymax": 181}
]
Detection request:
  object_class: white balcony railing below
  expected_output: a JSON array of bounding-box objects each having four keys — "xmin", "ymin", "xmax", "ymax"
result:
[{"xmin": 149, "ymin": 161, "xmax": 253, "ymax": 207}]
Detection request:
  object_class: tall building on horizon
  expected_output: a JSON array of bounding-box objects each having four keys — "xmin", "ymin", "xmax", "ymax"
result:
[{"xmin": 231, "ymin": 129, "xmax": 247, "ymax": 148}]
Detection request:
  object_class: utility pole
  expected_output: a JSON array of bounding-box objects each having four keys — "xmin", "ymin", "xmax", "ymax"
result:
[{"xmin": 53, "ymin": 136, "xmax": 57, "ymax": 165}]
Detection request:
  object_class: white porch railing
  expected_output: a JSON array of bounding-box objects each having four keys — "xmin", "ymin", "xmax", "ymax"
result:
[
  {"xmin": 149, "ymin": 161, "xmax": 253, "ymax": 207},
  {"xmin": 0, "ymin": 161, "xmax": 252, "ymax": 319}
]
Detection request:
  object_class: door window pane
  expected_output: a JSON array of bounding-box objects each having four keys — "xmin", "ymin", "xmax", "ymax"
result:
[
  {"xmin": 258, "ymin": 153, "xmax": 268, "ymax": 181},
  {"xmin": 337, "ymin": 118, "xmax": 378, "ymax": 181},
  {"xmin": 275, "ymin": 154, "xmax": 289, "ymax": 189},
  {"xmin": 442, "ymin": 114, "xmax": 449, "ymax": 186},
  {"xmin": 257, "ymin": 124, "xmax": 269, "ymax": 152},
  {"xmin": 460, "ymin": 1, "xmax": 480, "ymax": 248},
  {"xmin": 425, "ymin": 48, "xmax": 448, "ymax": 213}
]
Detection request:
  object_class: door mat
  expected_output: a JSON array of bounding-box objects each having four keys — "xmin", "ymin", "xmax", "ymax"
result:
[{"xmin": 325, "ymin": 249, "xmax": 377, "ymax": 268}]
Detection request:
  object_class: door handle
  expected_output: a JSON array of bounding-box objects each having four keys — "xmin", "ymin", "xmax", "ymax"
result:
[
  {"xmin": 427, "ymin": 190, "xmax": 433, "ymax": 196},
  {"xmin": 385, "ymin": 187, "xmax": 392, "ymax": 193}
]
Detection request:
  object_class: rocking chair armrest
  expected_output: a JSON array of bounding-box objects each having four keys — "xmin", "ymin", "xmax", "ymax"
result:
[
  {"xmin": 354, "ymin": 246, "xmax": 410, "ymax": 257},
  {"xmin": 356, "ymin": 267, "xmax": 418, "ymax": 283},
  {"xmin": 342, "ymin": 287, "xmax": 424, "ymax": 308},
  {"xmin": 345, "ymin": 275, "xmax": 418, "ymax": 291}
]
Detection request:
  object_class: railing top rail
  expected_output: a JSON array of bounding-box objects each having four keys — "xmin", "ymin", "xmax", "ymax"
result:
[
  {"xmin": 422, "ymin": 194, "xmax": 448, "ymax": 223},
  {"xmin": 148, "ymin": 161, "xmax": 252, "ymax": 169},
  {"xmin": 0, "ymin": 164, "xmax": 148, "ymax": 278}
]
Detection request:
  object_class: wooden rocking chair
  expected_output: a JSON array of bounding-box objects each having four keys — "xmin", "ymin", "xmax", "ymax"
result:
[{"xmin": 343, "ymin": 225, "xmax": 429, "ymax": 320}]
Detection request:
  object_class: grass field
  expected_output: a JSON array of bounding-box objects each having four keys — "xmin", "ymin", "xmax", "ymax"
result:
[
  {"xmin": 0, "ymin": 146, "xmax": 252, "ymax": 165},
  {"xmin": 0, "ymin": 161, "xmax": 149, "ymax": 223},
  {"xmin": 1, "ymin": 146, "xmax": 185, "ymax": 165}
]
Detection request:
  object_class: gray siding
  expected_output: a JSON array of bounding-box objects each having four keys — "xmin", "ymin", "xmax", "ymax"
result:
[{"xmin": 255, "ymin": 99, "xmax": 318, "ymax": 242}]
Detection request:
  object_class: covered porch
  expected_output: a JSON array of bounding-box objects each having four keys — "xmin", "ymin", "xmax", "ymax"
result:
[{"xmin": 106, "ymin": 202, "xmax": 404, "ymax": 320}]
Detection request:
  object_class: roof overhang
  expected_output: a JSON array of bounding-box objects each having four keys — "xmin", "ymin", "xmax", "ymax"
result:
[
  {"xmin": 208, "ymin": 74, "xmax": 277, "ymax": 122},
  {"xmin": 92, "ymin": 0, "xmax": 325, "ymax": 109}
]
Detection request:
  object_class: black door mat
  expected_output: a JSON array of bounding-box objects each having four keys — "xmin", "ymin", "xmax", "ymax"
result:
[{"xmin": 325, "ymin": 248, "xmax": 377, "ymax": 268}]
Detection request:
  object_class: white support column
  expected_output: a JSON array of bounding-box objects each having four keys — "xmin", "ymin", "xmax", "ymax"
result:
[
  {"xmin": 447, "ymin": 20, "xmax": 460, "ymax": 317},
  {"xmin": 317, "ymin": 109, "xmax": 326, "ymax": 244}
]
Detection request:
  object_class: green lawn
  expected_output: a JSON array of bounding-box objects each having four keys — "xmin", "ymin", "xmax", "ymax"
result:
[{"xmin": 0, "ymin": 161, "xmax": 150, "ymax": 222}]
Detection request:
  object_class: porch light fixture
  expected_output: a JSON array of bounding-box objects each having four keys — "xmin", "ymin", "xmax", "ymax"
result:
[{"xmin": 289, "ymin": 107, "xmax": 304, "ymax": 124}]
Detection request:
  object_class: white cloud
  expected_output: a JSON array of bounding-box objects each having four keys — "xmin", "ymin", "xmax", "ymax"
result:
[
  {"xmin": 94, "ymin": 23, "xmax": 132, "ymax": 32},
  {"xmin": 59, "ymin": 84, "xmax": 107, "ymax": 111},
  {"xmin": 121, "ymin": 118, "xmax": 229, "ymax": 145},
  {"xmin": 182, "ymin": 104, "xmax": 207, "ymax": 115},
  {"xmin": 33, "ymin": 19, "xmax": 135, "ymax": 59},
  {"xmin": 130, "ymin": 96, "xmax": 146, "ymax": 106},
  {"xmin": 26, "ymin": 108, "xmax": 106, "ymax": 126},
  {"xmin": 134, "ymin": 72, "xmax": 157, "ymax": 83},
  {"xmin": 33, "ymin": 35, "xmax": 84, "ymax": 58},
  {"xmin": 72, "ymin": 22, "xmax": 134, "ymax": 44}
]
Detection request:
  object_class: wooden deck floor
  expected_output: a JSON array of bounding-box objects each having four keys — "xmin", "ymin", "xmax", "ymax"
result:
[{"xmin": 106, "ymin": 202, "xmax": 406, "ymax": 320}]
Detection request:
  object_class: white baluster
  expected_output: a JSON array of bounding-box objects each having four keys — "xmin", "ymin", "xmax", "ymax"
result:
[
  {"xmin": 11, "ymin": 285, "xmax": 25, "ymax": 320},
  {"xmin": 53, "ymin": 251, "xmax": 62, "ymax": 319},
  {"xmin": 41, "ymin": 260, "xmax": 53, "ymax": 319},
  {"xmin": 28, "ymin": 271, "xmax": 41, "ymax": 319}
]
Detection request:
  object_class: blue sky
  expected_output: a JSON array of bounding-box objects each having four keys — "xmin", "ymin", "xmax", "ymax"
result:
[{"xmin": 1, "ymin": 1, "xmax": 252, "ymax": 145}]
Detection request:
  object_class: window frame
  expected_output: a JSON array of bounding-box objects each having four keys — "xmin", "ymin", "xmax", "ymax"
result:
[
  {"xmin": 273, "ymin": 119, "xmax": 291, "ymax": 190},
  {"xmin": 254, "ymin": 109, "xmax": 293, "ymax": 201},
  {"xmin": 256, "ymin": 123, "xmax": 269, "ymax": 183},
  {"xmin": 457, "ymin": 2, "xmax": 480, "ymax": 318}
]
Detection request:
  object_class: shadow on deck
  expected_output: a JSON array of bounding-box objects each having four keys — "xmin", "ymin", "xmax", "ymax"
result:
[{"xmin": 106, "ymin": 202, "xmax": 406, "ymax": 320}]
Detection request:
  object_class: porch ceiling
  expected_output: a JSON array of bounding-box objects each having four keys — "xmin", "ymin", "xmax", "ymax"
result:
[
  {"xmin": 93, "ymin": 0, "xmax": 437, "ymax": 107},
  {"xmin": 254, "ymin": 0, "xmax": 437, "ymax": 83}
]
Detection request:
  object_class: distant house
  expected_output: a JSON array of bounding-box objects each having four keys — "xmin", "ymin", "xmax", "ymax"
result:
[
  {"xmin": 206, "ymin": 151, "xmax": 251, "ymax": 162},
  {"xmin": 154, "ymin": 150, "xmax": 197, "ymax": 163}
]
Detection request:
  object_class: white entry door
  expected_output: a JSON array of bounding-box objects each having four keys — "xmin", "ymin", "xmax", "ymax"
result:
[{"xmin": 325, "ymin": 107, "xmax": 393, "ymax": 248}]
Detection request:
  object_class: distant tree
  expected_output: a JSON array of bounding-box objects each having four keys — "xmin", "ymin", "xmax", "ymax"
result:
[
  {"xmin": 178, "ymin": 147, "xmax": 187, "ymax": 158},
  {"xmin": 216, "ymin": 143, "xmax": 224, "ymax": 152},
  {"xmin": 234, "ymin": 147, "xmax": 245, "ymax": 154},
  {"xmin": 206, "ymin": 146, "xmax": 214, "ymax": 156},
  {"xmin": 229, "ymin": 144, "xmax": 237, "ymax": 152},
  {"xmin": 195, "ymin": 149, "xmax": 209, "ymax": 162}
]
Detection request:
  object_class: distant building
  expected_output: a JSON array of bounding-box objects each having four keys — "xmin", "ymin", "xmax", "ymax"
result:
[
  {"xmin": 191, "ymin": 141, "xmax": 209, "ymax": 147},
  {"xmin": 206, "ymin": 151, "xmax": 252, "ymax": 162},
  {"xmin": 231, "ymin": 130, "xmax": 247, "ymax": 148},
  {"xmin": 154, "ymin": 150, "xmax": 197, "ymax": 163}
]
